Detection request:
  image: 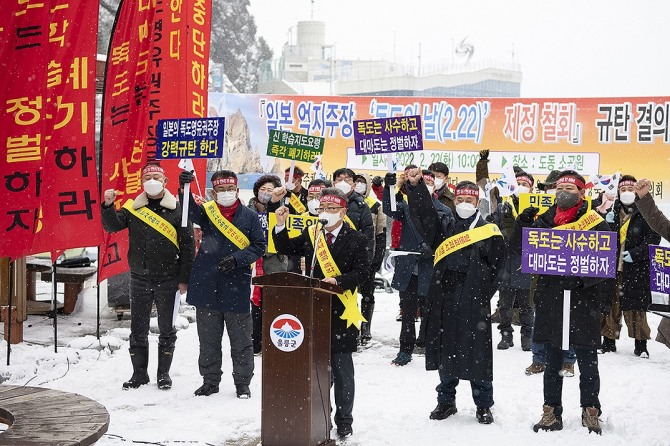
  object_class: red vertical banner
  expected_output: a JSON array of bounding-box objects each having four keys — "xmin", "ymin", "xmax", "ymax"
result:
[
  {"xmin": 0, "ymin": 1, "xmax": 100, "ymax": 260},
  {"xmin": 99, "ymin": 0, "xmax": 211, "ymax": 281},
  {"xmin": 33, "ymin": 1, "xmax": 102, "ymax": 255},
  {"xmin": 0, "ymin": 2, "xmax": 48, "ymax": 259}
]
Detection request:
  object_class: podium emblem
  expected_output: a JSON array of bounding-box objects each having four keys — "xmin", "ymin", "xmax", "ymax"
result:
[{"xmin": 270, "ymin": 314, "xmax": 305, "ymax": 352}]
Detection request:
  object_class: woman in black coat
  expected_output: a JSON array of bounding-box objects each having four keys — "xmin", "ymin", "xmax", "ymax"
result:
[{"xmin": 600, "ymin": 176, "xmax": 660, "ymax": 357}]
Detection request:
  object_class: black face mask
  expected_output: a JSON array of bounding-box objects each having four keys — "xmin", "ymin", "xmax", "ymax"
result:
[{"xmin": 555, "ymin": 191, "xmax": 580, "ymax": 210}]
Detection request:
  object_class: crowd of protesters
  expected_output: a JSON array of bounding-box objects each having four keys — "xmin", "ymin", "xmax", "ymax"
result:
[{"xmin": 102, "ymin": 153, "xmax": 669, "ymax": 439}]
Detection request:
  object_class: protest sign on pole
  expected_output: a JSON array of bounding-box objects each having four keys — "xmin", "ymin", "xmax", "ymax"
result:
[
  {"xmin": 522, "ymin": 226, "xmax": 617, "ymax": 349},
  {"xmin": 156, "ymin": 117, "xmax": 226, "ymax": 227},
  {"xmin": 353, "ymin": 115, "xmax": 423, "ymax": 211}
]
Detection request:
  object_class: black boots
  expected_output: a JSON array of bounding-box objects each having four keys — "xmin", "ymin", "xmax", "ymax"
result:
[
  {"xmin": 497, "ymin": 331, "xmax": 514, "ymax": 350},
  {"xmin": 429, "ymin": 403, "xmax": 457, "ymax": 420},
  {"xmin": 194, "ymin": 383, "xmax": 220, "ymax": 396},
  {"xmin": 157, "ymin": 347, "xmax": 174, "ymax": 390},
  {"xmin": 600, "ymin": 337, "xmax": 616, "ymax": 353},
  {"xmin": 360, "ymin": 301, "xmax": 374, "ymax": 345},
  {"xmin": 123, "ymin": 347, "xmax": 150, "ymax": 390},
  {"xmin": 476, "ymin": 407, "xmax": 494, "ymax": 424},
  {"xmin": 634, "ymin": 339, "xmax": 649, "ymax": 358}
]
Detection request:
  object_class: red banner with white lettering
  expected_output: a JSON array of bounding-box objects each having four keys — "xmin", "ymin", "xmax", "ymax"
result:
[
  {"xmin": 99, "ymin": 0, "xmax": 210, "ymax": 282},
  {"xmin": 0, "ymin": 1, "xmax": 102, "ymax": 260}
]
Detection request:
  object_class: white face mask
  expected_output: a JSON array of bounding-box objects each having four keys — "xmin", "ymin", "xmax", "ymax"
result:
[
  {"xmin": 354, "ymin": 183, "xmax": 366, "ymax": 194},
  {"xmin": 335, "ymin": 181, "xmax": 352, "ymax": 195},
  {"xmin": 216, "ymin": 191, "xmax": 237, "ymax": 207},
  {"xmin": 455, "ymin": 202, "xmax": 477, "ymax": 219},
  {"xmin": 620, "ymin": 191, "xmax": 636, "ymax": 205},
  {"xmin": 426, "ymin": 185, "xmax": 435, "ymax": 194},
  {"xmin": 321, "ymin": 210, "xmax": 342, "ymax": 227},
  {"xmin": 143, "ymin": 179, "xmax": 164, "ymax": 196},
  {"xmin": 307, "ymin": 198, "xmax": 320, "ymax": 215},
  {"xmin": 514, "ymin": 185, "xmax": 530, "ymax": 196},
  {"xmin": 258, "ymin": 191, "xmax": 272, "ymax": 204},
  {"xmin": 434, "ymin": 178, "xmax": 445, "ymax": 189},
  {"xmin": 546, "ymin": 189, "xmax": 556, "ymax": 195}
]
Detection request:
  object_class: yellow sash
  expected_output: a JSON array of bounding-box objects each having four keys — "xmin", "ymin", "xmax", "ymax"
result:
[
  {"xmin": 343, "ymin": 215, "xmax": 356, "ymax": 230},
  {"xmin": 619, "ymin": 216, "xmax": 631, "ymax": 247},
  {"xmin": 308, "ymin": 225, "xmax": 366, "ymax": 329},
  {"xmin": 289, "ymin": 193, "xmax": 307, "ymax": 214},
  {"xmin": 554, "ymin": 209, "xmax": 604, "ymax": 231},
  {"xmin": 364, "ymin": 195, "xmax": 379, "ymax": 209},
  {"xmin": 434, "ymin": 223, "xmax": 502, "ymax": 265},
  {"xmin": 123, "ymin": 199, "xmax": 179, "ymax": 248},
  {"xmin": 203, "ymin": 201, "xmax": 250, "ymax": 250}
]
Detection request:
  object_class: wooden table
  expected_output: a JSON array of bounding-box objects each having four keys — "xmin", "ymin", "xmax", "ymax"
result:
[
  {"xmin": 39, "ymin": 266, "xmax": 97, "ymax": 315},
  {"xmin": 0, "ymin": 385, "xmax": 109, "ymax": 445}
]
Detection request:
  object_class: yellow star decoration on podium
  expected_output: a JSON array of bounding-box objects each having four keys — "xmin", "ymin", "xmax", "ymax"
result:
[{"xmin": 339, "ymin": 289, "xmax": 367, "ymax": 329}]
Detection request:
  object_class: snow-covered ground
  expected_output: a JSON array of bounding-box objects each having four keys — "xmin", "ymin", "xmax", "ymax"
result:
[{"xmin": 1, "ymin": 276, "xmax": 669, "ymax": 446}]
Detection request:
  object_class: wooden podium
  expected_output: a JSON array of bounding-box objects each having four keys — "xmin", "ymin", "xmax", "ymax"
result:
[{"xmin": 252, "ymin": 272, "xmax": 341, "ymax": 446}]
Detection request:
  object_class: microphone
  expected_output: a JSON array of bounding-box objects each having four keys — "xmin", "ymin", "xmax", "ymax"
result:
[{"xmin": 309, "ymin": 219, "xmax": 328, "ymax": 281}]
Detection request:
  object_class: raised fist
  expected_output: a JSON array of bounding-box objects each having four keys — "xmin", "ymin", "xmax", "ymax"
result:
[{"xmin": 104, "ymin": 189, "xmax": 117, "ymax": 206}]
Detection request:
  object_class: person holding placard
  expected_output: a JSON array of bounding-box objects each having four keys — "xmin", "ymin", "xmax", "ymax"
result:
[
  {"xmin": 102, "ymin": 163, "xmax": 195, "ymax": 391},
  {"xmin": 509, "ymin": 170, "xmax": 614, "ymax": 435},
  {"xmin": 179, "ymin": 169, "xmax": 265, "ymax": 399},
  {"xmin": 272, "ymin": 188, "xmax": 369, "ymax": 440},
  {"xmin": 633, "ymin": 178, "xmax": 670, "ymax": 349},
  {"xmin": 600, "ymin": 175, "xmax": 660, "ymax": 357}
]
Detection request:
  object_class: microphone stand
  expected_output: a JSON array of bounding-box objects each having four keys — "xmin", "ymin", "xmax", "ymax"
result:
[{"xmin": 309, "ymin": 219, "xmax": 328, "ymax": 281}]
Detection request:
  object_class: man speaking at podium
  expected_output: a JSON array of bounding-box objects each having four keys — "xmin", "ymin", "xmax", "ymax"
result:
[{"xmin": 273, "ymin": 187, "xmax": 370, "ymax": 440}]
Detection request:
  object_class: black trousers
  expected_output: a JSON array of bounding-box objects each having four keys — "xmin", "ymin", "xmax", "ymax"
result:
[
  {"xmin": 196, "ymin": 307, "xmax": 254, "ymax": 386},
  {"xmin": 331, "ymin": 352, "xmax": 355, "ymax": 429},
  {"xmin": 544, "ymin": 344, "xmax": 600, "ymax": 409},
  {"xmin": 359, "ymin": 232, "xmax": 387, "ymax": 303},
  {"xmin": 498, "ymin": 287, "xmax": 533, "ymax": 338},
  {"xmin": 252, "ymin": 301, "xmax": 262, "ymax": 354},
  {"xmin": 129, "ymin": 273, "xmax": 178, "ymax": 350},
  {"xmin": 399, "ymin": 275, "xmax": 423, "ymax": 353}
]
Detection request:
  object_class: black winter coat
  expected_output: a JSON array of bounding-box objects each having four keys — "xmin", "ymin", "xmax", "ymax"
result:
[
  {"xmin": 345, "ymin": 192, "xmax": 375, "ymax": 260},
  {"xmin": 272, "ymin": 222, "xmax": 369, "ymax": 354},
  {"xmin": 510, "ymin": 202, "xmax": 616, "ymax": 349},
  {"xmin": 609, "ymin": 199, "xmax": 661, "ymax": 311},
  {"xmin": 101, "ymin": 191, "xmax": 195, "ymax": 283},
  {"xmin": 423, "ymin": 214, "xmax": 507, "ymax": 381}
]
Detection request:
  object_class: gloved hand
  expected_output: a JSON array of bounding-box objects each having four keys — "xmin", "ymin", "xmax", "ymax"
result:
[
  {"xmin": 519, "ymin": 206, "xmax": 539, "ymax": 223},
  {"xmin": 485, "ymin": 214, "xmax": 495, "ymax": 223},
  {"xmin": 418, "ymin": 242, "xmax": 434, "ymax": 260},
  {"xmin": 479, "ymin": 149, "xmax": 489, "ymax": 160},
  {"xmin": 179, "ymin": 170, "xmax": 195, "ymax": 187},
  {"xmin": 384, "ymin": 172, "xmax": 397, "ymax": 187},
  {"xmin": 218, "ymin": 255, "xmax": 236, "ymax": 273},
  {"xmin": 622, "ymin": 251, "xmax": 633, "ymax": 263},
  {"xmin": 372, "ymin": 176, "xmax": 383, "ymax": 187},
  {"xmin": 605, "ymin": 211, "xmax": 615, "ymax": 224}
]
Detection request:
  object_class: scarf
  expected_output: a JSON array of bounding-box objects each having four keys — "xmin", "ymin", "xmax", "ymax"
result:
[
  {"xmin": 553, "ymin": 200, "xmax": 583, "ymax": 227},
  {"xmin": 217, "ymin": 199, "xmax": 239, "ymax": 221}
]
